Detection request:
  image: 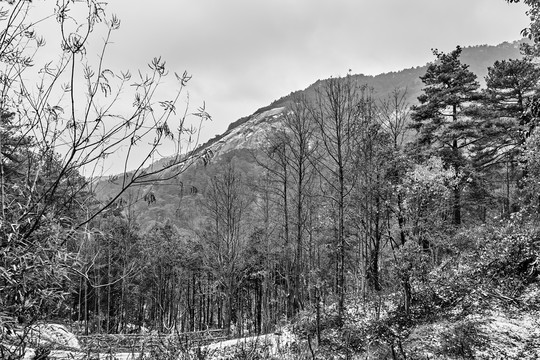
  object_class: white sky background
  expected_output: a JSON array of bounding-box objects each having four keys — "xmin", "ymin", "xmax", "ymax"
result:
[
  {"xmin": 24, "ymin": 0, "xmax": 529, "ymax": 174},
  {"xmin": 103, "ymin": 0, "xmax": 529, "ymax": 136}
]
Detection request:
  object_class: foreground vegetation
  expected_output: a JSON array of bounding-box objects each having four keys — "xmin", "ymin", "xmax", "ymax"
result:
[{"xmin": 1, "ymin": 0, "xmax": 540, "ymax": 359}]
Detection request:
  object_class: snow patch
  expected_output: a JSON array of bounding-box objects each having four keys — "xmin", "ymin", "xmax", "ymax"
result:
[
  {"xmin": 476, "ymin": 311, "xmax": 540, "ymax": 359},
  {"xmin": 27, "ymin": 323, "xmax": 81, "ymax": 349}
]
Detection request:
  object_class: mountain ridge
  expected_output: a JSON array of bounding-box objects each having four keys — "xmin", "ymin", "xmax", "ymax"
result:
[
  {"xmin": 193, "ymin": 39, "xmax": 525, "ymax": 160},
  {"xmin": 95, "ymin": 39, "xmax": 527, "ymax": 227}
]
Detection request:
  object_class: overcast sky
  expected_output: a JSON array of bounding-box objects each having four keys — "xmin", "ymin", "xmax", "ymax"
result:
[
  {"xmin": 101, "ymin": 0, "xmax": 529, "ymax": 141},
  {"xmin": 28, "ymin": 0, "xmax": 530, "ymax": 171}
]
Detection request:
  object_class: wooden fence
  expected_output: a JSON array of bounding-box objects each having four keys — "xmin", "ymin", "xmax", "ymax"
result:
[{"xmin": 77, "ymin": 329, "xmax": 229, "ymax": 353}]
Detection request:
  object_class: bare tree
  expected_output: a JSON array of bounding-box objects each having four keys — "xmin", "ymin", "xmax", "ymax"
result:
[
  {"xmin": 257, "ymin": 96, "xmax": 317, "ymax": 318},
  {"xmin": 200, "ymin": 163, "xmax": 252, "ymax": 335},
  {"xmin": 379, "ymin": 88, "xmax": 411, "ymax": 149},
  {"xmin": 0, "ymin": 1, "xmax": 208, "ymax": 352},
  {"xmin": 309, "ymin": 75, "xmax": 363, "ymax": 323}
]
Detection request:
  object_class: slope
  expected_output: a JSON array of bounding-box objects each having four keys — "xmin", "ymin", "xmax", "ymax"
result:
[{"xmin": 96, "ymin": 39, "xmax": 526, "ymax": 227}]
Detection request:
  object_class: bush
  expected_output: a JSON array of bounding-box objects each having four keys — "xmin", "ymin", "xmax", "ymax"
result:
[
  {"xmin": 438, "ymin": 319, "xmax": 488, "ymax": 359},
  {"xmin": 478, "ymin": 221, "xmax": 540, "ymax": 296}
]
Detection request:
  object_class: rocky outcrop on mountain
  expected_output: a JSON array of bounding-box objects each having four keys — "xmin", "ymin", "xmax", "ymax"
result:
[{"xmin": 206, "ymin": 107, "xmax": 286, "ymax": 158}]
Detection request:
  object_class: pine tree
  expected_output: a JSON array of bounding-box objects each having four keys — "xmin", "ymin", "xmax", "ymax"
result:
[
  {"xmin": 482, "ymin": 58, "xmax": 540, "ymax": 150},
  {"xmin": 472, "ymin": 58, "xmax": 540, "ymax": 214},
  {"xmin": 411, "ymin": 46, "xmax": 480, "ymax": 225}
]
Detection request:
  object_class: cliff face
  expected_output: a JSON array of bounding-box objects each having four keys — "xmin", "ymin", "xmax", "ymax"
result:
[{"xmin": 205, "ymin": 107, "xmax": 286, "ymax": 158}]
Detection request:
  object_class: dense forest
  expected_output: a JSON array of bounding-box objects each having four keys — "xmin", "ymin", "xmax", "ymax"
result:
[{"xmin": 2, "ymin": 0, "xmax": 540, "ymax": 359}]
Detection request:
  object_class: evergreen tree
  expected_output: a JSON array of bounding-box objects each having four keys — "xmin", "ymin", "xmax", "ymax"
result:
[
  {"xmin": 481, "ymin": 59, "xmax": 540, "ymax": 154},
  {"xmin": 472, "ymin": 59, "xmax": 540, "ymax": 214},
  {"xmin": 411, "ymin": 46, "xmax": 480, "ymax": 225}
]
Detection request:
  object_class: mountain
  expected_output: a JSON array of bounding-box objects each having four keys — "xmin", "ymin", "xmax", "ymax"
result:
[
  {"xmin": 98, "ymin": 39, "xmax": 526, "ymax": 226},
  {"xmin": 196, "ymin": 39, "xmax": 525, "ymax": 159}
]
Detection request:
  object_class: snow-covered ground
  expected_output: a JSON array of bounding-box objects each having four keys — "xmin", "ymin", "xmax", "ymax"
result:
[
  {"xmin": 206, "ymin": 329, "xmax": 294, "ymax": 352},
  {"xmin": 4, "ymin": 325, "xmax": 295, "ymax": 360}
]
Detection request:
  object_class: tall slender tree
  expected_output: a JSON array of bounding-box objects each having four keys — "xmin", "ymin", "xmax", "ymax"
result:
[
  {"xmin": 258, "ymin": 97, "xmax": 317, "ymax": 317},
  {"xmin": 200, "ymin": 163, "xmax": 252, "ymax": 334},
  {"xmin": 310, "ymin": 75, "xmax": 363, "ymax": 323}
]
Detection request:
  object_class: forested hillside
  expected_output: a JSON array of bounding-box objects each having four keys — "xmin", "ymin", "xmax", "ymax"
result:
[
  {"xmin": 2, "ymin": 0, "xmax": 540, "ymax": 359},
  {"xmin": 99, "ymin": 39, "xmax": 526, "ymax": 228}
]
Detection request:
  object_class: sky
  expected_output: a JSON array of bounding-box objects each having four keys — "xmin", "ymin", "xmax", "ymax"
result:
[
  {"xmin": 25, "ymin": 0, "xmax": 530, "ymax": 172},
  {"xmin": 102, "ymin": 0, "xmax": 529, "ymax": 142}
]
